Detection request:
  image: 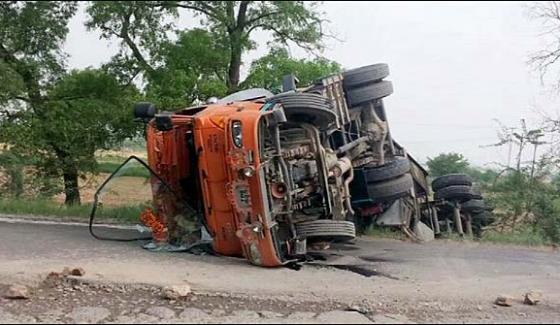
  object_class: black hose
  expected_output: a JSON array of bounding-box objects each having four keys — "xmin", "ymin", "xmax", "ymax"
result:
[{"xmin": 88, "ymin": 155, "xmax": 203, "ymax": 242}]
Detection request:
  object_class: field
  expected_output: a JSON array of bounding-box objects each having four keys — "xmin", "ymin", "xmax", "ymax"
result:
[{"xmin": 0, "ymin": 150, "xmax": 152, "ymax": 223}]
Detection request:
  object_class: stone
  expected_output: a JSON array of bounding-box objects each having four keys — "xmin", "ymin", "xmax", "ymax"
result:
[
  {"xmin": 494, "ymin": 295, "xmax": 513, "ymax": 307},
  {"xmin": 523, "ymin": 290, "xmax": 543, "ymax": 305},
  {"xmin": 4, "ymin": 284, "xmax": 30, "ymax": 300},
  {"xmin": 70, "ymin": 268, "xmax": 86, "ymax": 277},
  {"xmin": 162, "ymin": 284, "xmax": 191, "ymax": 300},
  {"xmin": 44, "ymin": 272, "xmax": 64, "ymax": 287},
  {"xmin": 68, "ymin": 307, "xmax": 111, "ymax": 324},
  {"xmin": 346, "ymin": 305, "xmax": 370, "ymax": 315}
]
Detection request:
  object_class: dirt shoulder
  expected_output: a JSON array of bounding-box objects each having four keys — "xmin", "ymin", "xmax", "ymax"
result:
[{"xmin": 1, "ymin": 219, "xmax": 559, "ymax": 323}]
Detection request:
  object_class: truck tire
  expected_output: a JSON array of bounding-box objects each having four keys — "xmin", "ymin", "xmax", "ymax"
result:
[
  {"xmin": 134, "ymin": 102, "xmax": 156, "ymax": 120},
  {"xmin": 295, "ymin": 220, "xmax": 356, "ymax": 242},
  {"xmin": 363, "ymin": 157, "xmax": 411, "ymax": 183},
  {"xmin": 343, "ymin": 64, "xmax": 390, "ymax": 89},
  {"xmin": 434, "ymin": 185, "xmax": 474, "ymax": 202},
  {"xmin": 471, "ymin": 187, "xmax": 483, "ymax": 200},
  {"xmin": 346, "ymin": 81, "xmax": 393, "ymax": 107},
  {"xmin": 267, "ymin": 92, "xmax": 338, "ymax": 130},
  {"xmin": 472, "ymin": 211, "xmax": 495, "ymax": 227},
  {"xmin": 461, "ymin": 199, "xmax": 486, "ymax": 214},
  {"xmin": 431, "ymin": 174, "xmax": 473, "ymax": 192},
  {"xmin": 366, "ymin": 173, "xmax": 413, "ymax": 203}
]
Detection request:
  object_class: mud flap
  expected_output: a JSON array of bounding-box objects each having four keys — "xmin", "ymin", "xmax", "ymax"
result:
[
  {"xmin": 375, "ymin": 199, "xmax": 413, "ymax": 227},
  {"xmin": 413, "ymin": 221, "xmax": 435, "ymax": 242}
]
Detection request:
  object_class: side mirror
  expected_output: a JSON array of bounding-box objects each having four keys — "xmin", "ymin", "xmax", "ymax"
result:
[{"xmin": 134, "ymin": 102, "xmax": 156, "ymax": 122}]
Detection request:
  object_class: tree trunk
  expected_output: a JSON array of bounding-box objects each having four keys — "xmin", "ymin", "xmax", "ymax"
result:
[
  {"xmin": 62, "ymin": 166, "xmax": 81, "ymax": 206},
  {"xmin": 227, "ymin": 31, "xmax": 243, "ymax": 93}
]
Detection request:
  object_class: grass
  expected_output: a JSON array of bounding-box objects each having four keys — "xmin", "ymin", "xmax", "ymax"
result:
[
  {"xmin": 96, "ymin": 161, "xmax": 151, "ymax": 178},
  {"xmin": 363, "ymin": 226, "xmax": 407, "ymax": 240},
  {"xmin": 480, "ymin": 228, "xmax": 551, "ymax": 247},
  {"xmin": 0, "ymin": 199, "xmax": 143, "ymax": 224}
]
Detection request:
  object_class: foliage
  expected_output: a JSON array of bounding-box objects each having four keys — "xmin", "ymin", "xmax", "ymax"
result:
[
  {"xmin": 0, "ymin": 68, "xmax": 141, "ymax": 204},
  {"xmin": 145, "ymin": 29, "xmax": 230, "ymax": 109},
  {"xmin": 532, "ymin": 190, "xmax": 560, "ymax": 244},
  {"xmin": 426, "ymin": 153, "xmax": 470, "ymax": 178},
  {"xmin": 481, "ymin": 228, "xmax": 551, "ymax": 247},
  {"xmin": 243, "ymin": 47, "xmax": 341, "ymax": 92},
  {"xmin": 0, "ymin": 151, "xmax": 24, "ymax": 198},
  {"xmin": 86, "ymin": 1, "xmax": 330, "ymax": 95}
]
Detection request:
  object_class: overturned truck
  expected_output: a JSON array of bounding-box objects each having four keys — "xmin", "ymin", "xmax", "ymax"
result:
[{"xmin": 90, "ymin": 64, "xmax": 432, "ymax": 267}]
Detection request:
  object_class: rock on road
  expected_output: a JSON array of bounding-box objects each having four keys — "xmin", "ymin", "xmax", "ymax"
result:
[{"xmin": 1, "ymin": 217, "xmax": 560, "ymax": 323}]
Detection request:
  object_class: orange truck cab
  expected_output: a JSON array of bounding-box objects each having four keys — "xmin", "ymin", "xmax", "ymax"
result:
[
  {"xmin": 93, "ymin": 66, "xmax": 431, "ymax": 268},
  {"xmin": 139, "ymin": 85, "xmax": 360, "ymax": 267}
]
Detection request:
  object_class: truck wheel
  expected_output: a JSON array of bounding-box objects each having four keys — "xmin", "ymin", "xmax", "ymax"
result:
[
  {"xmin": 366, "ymin": 173, "xmax": 413, "ymax": 203},
  {"xmin": 267, "ymin": 92, "xmax": 338, "ymax": 131},
  {"xmin": 295, "ymin": 220, "xmax": 356, "ymax": 242},
  {"xmin": 471, "ymin": 187, "xmax": 483, "ymax": 200},
  {"xmin": 431, "ymin": 174, "xmax": 473, "ymax": 192},
  {"xmin": 343, "ymin": 64, "xmax": 390, "ymax": 89},
  {"xmin": 472, "ymin": 211, "xmax": 495, "ymax": 227},
  {"xmin": 434, "ymin": 185, "xmax": 474, "ymax": 202},
  {"xmin": 346, "ymin": 81, "xmax": 393, "ymax": 107},
  {"xmin": 134, "ymin": 102, "xmax": 156, "ymax": 120},
  {"xmin": 460, "ymin": 199, "xmax": 486, "ymax": 214},
  {"xmin": 363, "ymin": 157, "xmax": 411, "ymax": 183}
]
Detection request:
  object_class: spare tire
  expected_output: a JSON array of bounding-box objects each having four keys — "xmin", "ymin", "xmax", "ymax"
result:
[
  {"xmin": 363, "ymin": 157, "xmax": 411, "ymax": 183},
  {"xmin": 366, "ymin": 173, "xmax": 413, "ymax": 203},
  {"xmin": 435, "ymin": 185, "xmax": 474, "ymax": 202},
  {"xmin": 431, "ymin": 174, "xmax": 473, "ymax": 192},
  {"xmin": 346, "ymin": 81, "xmax": 393, "ymax": 107},
  {"xmin": 267, "ymin": 92, "xmax": 338, "ymax": 131},
  {"xmin": 295, "ymin": 220, "xmax": 356, "ymax": 242},
  {"xmin": 343, "ymin": 64, "xmax": 390, "ymax": 89}
]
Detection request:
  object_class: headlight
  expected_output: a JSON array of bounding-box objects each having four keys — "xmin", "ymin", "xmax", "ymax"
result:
[
  {"xmin": 240, "ymin": 166, "xmax": 256, "ymax": 178},
  {"xmin": 232, "ymin": 121, "xmax": 243, "ymax": 148}
]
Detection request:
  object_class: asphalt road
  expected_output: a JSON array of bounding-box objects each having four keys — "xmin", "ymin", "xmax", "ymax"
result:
[{"xmin": 1, "ymin": 217, "xmax": 560, "ymax": 323}]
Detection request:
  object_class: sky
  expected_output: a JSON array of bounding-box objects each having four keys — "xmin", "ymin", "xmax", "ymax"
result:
[{"xmin": 64, "ymin": 1, "xmax": 560, "ymax": 168}]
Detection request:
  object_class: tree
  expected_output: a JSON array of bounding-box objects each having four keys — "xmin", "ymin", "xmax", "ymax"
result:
[
  {"xmin": 243, "ymin": 47, "xmax": 340, "ymax": 91},
  {"xmin": 528, "ymin": 1, "xmax": 560, "ymax": 87},
  {"xmin": 145, "ymin": 29, "xmax": 230, "ymax": 109},
  {"xmin": 426, "ymin": 153, "xmax": 470, "ymax": 178},
  {"xmin": 2, "ymin": 69, "xmax": 140, "ymax": 205},
  {"xmin": 0, "ymin": 1, "xmax": 79, "ymax": 204},
  {"xmin": 86, "ymin": 1, "xmax": 329, "ymax": 94}
]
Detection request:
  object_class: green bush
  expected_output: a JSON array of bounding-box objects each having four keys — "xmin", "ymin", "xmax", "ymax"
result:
[{"xmin": 481, "ymin": 227, "xmax": 551, "ymax": 246}]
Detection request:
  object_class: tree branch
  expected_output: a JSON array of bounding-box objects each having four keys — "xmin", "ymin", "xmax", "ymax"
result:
[
  {"xmin": 244, "ymin": 10, "xmax": 281, "ymax": 27},
  {"xmin": 119, "ymin": 9, "xmax": 156, "ymax": 76},
  {"xmin": 172, "ymin": 2, "xmax": 222, "ymax": 22},
  {"xmin": 236, "ymin": 1, "xmax": 250, "ymax": 29}
]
